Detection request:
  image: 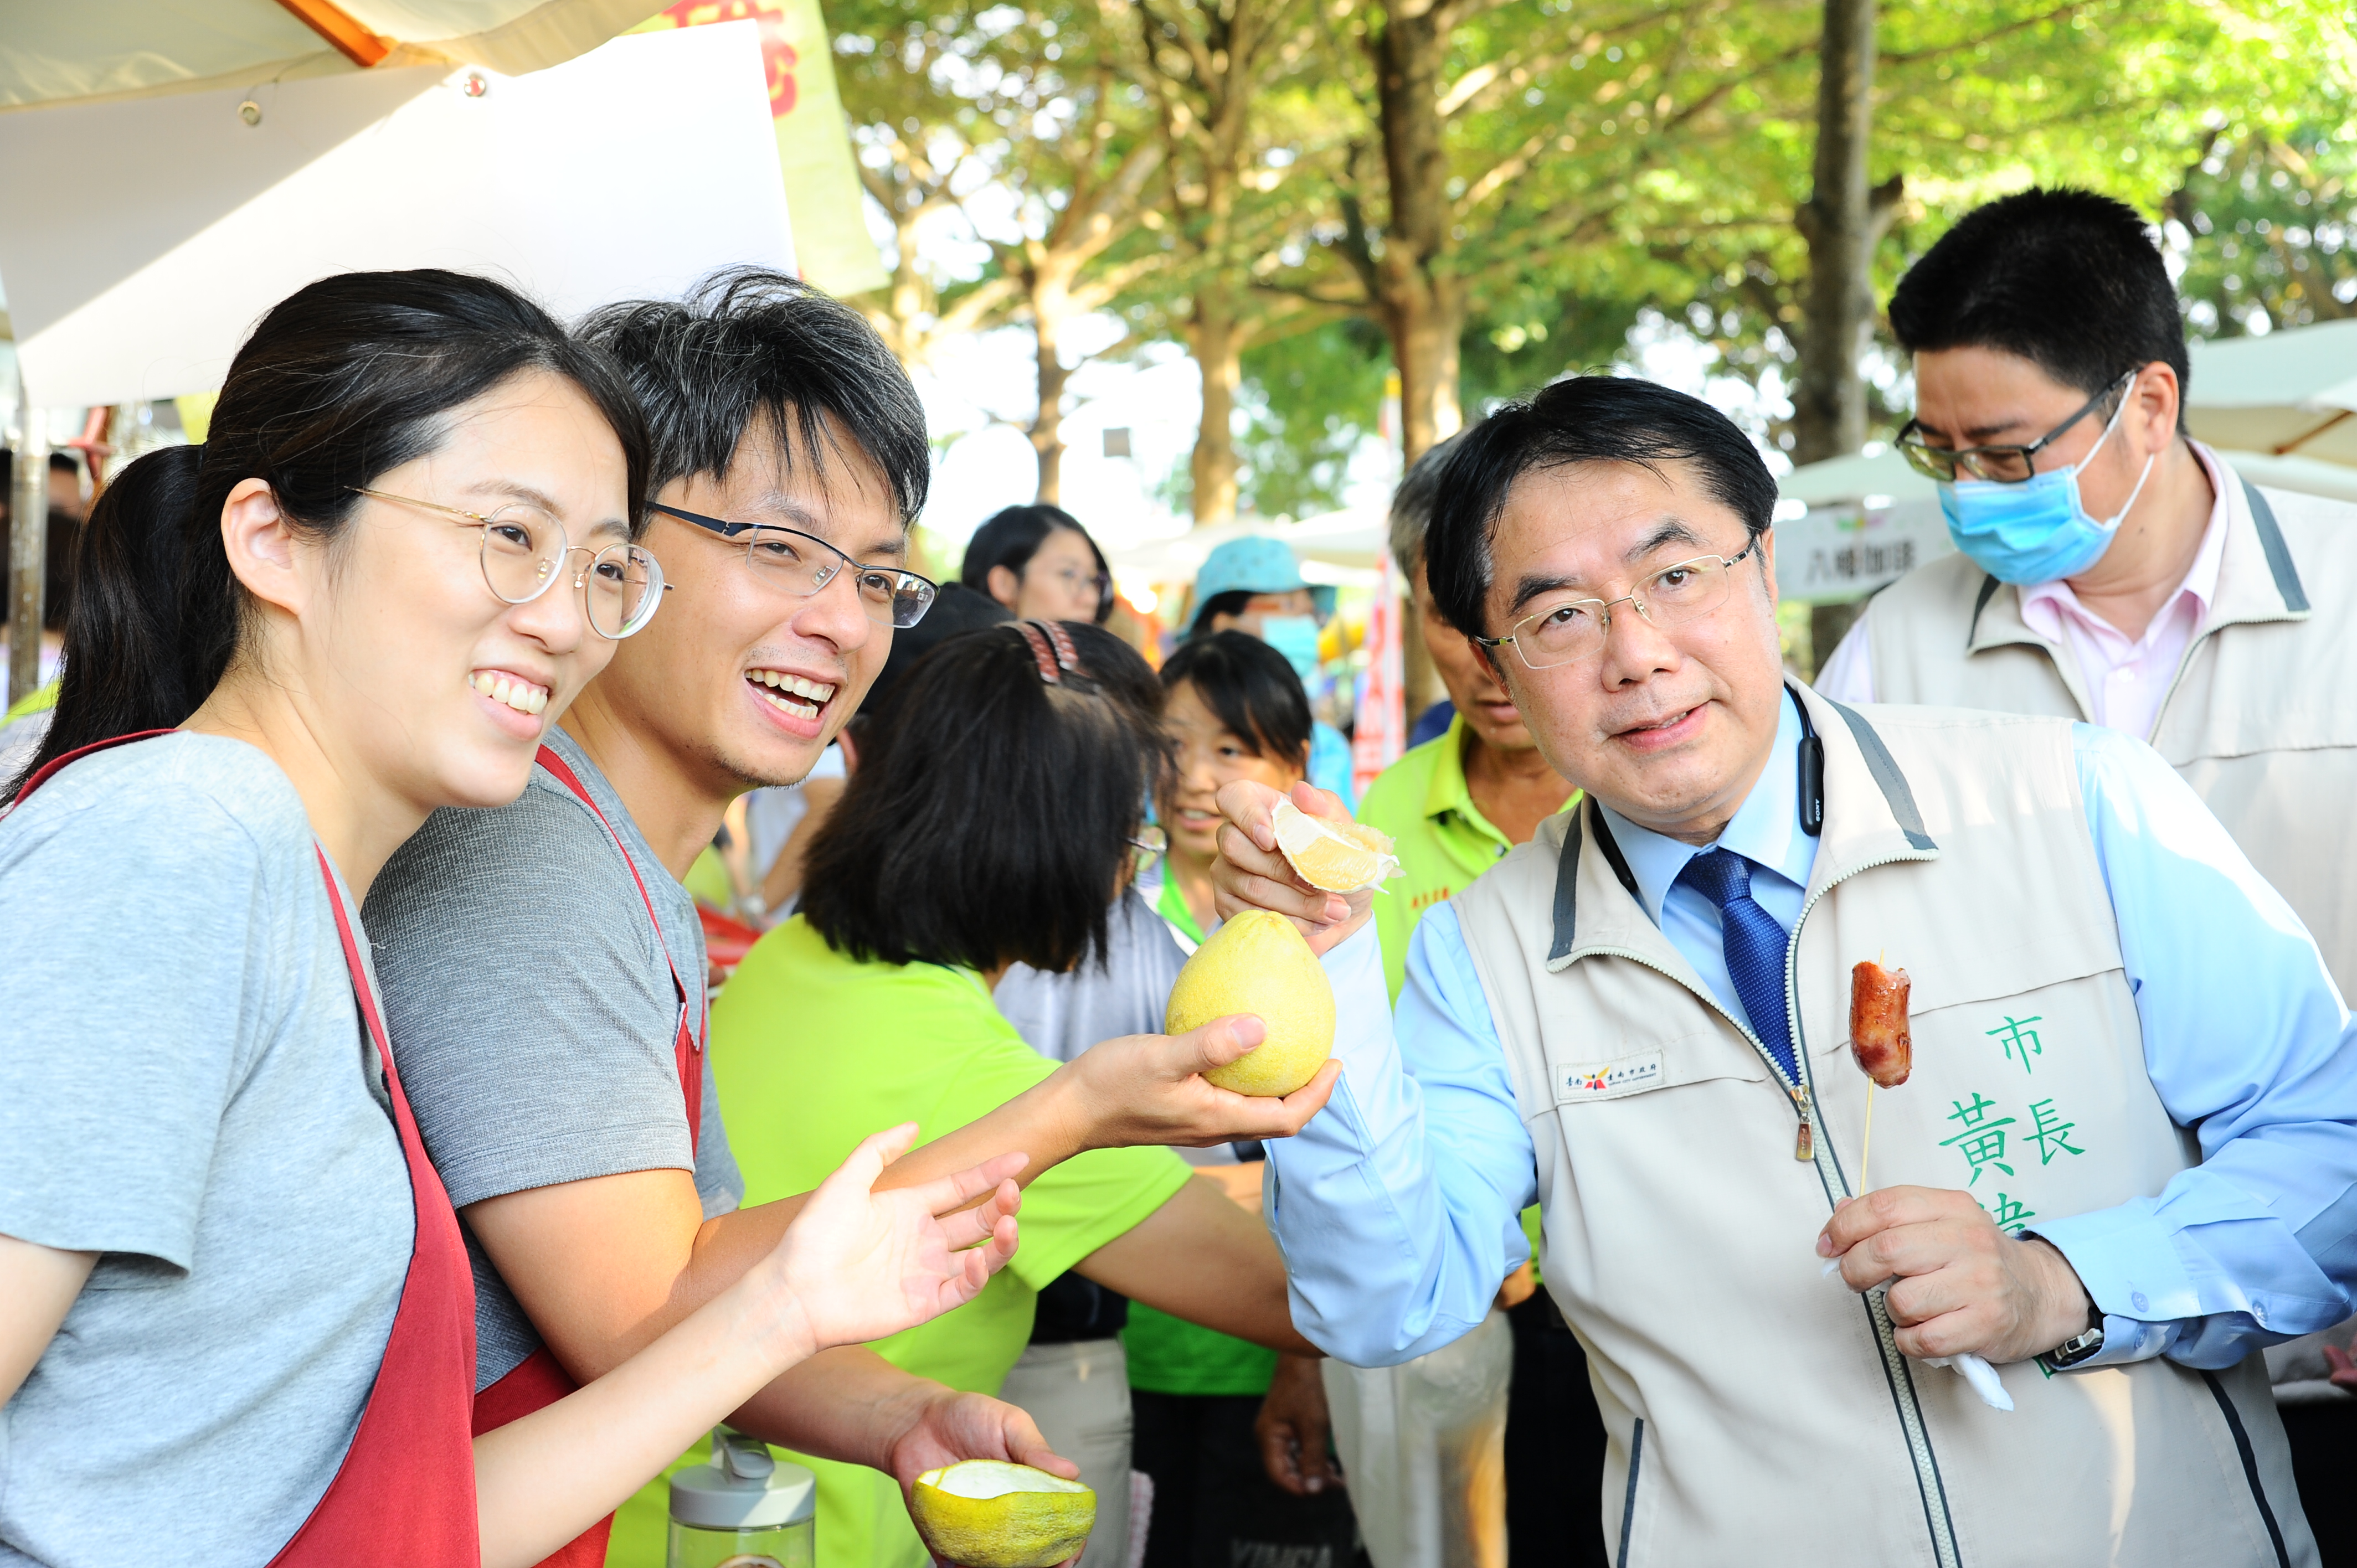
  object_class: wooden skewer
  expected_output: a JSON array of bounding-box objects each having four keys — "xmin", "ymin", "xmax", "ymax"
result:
[{"xmin": 1860, "ymin": 1081, "xmax": 1876, "ymax": 1194}]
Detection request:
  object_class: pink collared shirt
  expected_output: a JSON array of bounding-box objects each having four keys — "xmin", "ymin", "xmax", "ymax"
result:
[{"xmin": 2014, "ymin": 442, "xmax": 2231, "ymax": 740}]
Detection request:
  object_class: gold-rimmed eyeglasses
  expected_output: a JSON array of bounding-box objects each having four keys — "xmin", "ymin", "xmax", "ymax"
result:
[
  {"xmin": 352, "ymin": 487, "xmax": 667, "ymax": 639},
  {"xmin": 1473, "ymin": 541, "xmax": 1759, "ymax": 672}
]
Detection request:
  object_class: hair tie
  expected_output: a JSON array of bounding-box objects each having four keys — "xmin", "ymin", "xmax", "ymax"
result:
[{"xmin": 1017, "ymin": 619, "xmax": 1088, "ymax": 685}]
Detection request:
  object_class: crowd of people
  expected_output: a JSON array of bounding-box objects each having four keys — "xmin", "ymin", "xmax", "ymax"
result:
[{"xmin": 4, "ymin": 181, "xmax": 2357, "ymax": 1568}]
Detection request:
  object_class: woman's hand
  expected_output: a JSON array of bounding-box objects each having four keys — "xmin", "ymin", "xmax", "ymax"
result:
[
  {"xmin": 765, "ymin": 1125, "xmax": 1023, "ymax": 1360},
  {"xmin": 1211, "ymin": 780, "xmax": 1376, "ymax": 955},
  {"xmin": 1061, "ymin": 1022, "xmax": 1341, "ymax": 1151}
]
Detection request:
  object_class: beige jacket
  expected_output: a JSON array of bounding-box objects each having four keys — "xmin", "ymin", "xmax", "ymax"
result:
[
  {"xmin": 1452, "ymin": 687, "xmax": 2309, "ymax": 1567},
  {"xmin": 1862, "ymin": 463, "xmax": 2357, "ymax": 1001}
]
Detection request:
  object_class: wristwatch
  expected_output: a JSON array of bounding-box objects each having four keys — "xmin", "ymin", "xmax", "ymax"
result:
[{"xmin": 2039, "ymin": 1309, "xmax": 2107, "ymax": 1372}]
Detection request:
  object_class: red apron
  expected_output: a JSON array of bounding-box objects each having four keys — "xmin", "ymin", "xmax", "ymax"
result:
[
  {"xmin": 10, "ymin": 734, "xmax": 480, "ymax": 1566},
  {"xmin": 466, "ymin": 743, "xmax": 708, "ymax": 1567}
]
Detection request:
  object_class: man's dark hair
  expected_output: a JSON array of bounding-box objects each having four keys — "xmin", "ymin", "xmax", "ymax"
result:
[
  {"xmin": 1888, "ymin": 188, "xmax": 2189, "ymax": 422},
  {"xmin": 1160, "ymin": 630, "xmax": 1313, "ymax": 773},
  {"xmin": 1425, "ymin": 375, "xmax": 1778, "ymax": 637},
  {"xmin": 961, "ymin": 503, "xmax": 1114, "ymax": 625},
  {"xmin": 579, "ymin": 268, "xmax": 930, "ymax": 521},
  {"xmin": 800, "ymin": 620, "xmax": 1169, "ymax": 975},
  {"xmin": 1388, "ymin": 432, "xmax": 1462, "ymax": 580}
]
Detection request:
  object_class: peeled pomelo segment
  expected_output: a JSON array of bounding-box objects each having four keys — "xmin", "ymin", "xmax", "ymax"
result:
[
  {"xmin": 1270, "ymin": 799, "xmax": 1403, "ymax": 893},
  {"xmin": 912, "ymin": 1460, "xmax": 1096, "ymax": 1568}
]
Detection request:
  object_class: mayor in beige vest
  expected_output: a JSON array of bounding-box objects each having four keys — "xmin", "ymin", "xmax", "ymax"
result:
[{"xmin": 1208, "ymin": 375, "xmax": 2357, "ymax": 1567}]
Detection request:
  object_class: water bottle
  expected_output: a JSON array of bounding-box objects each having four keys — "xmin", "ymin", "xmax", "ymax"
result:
[{"xmin": 667, "ymin": 1427, "xmax": 816, "ymax": 1568}]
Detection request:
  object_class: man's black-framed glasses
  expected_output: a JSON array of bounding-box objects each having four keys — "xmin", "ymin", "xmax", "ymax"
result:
[
  {"xmin": 652, "ymin": 502, "xmax": 937, "ymax": 628},
  {"xmin": 1893, "ymin": 366, "xmax": 2142, "ymax": 484}
]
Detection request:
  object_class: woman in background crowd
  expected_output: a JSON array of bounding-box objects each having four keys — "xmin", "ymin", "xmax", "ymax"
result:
[
  {"xmin": 1153, "ymin": 631, "xmax": 1313, "ymax": 950},
  {"xmin": 706, "ymin": 618, "xmax": 1330, "ymax": 1568},
  {"xmin": 0, "ymin": 270, "xmax": 1021, "ymax": 1568},
  {"xmin": 963, "ymin": 502, "xmax": 1115, "ymax": 625}
]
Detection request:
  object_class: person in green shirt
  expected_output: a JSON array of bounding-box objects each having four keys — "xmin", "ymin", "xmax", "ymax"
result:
[{"xmin": 712, "ymin": 618, "xmax": 1324, "ymax": 1568}]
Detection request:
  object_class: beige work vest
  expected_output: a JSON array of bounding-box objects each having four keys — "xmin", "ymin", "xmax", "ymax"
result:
[
  {"xmin": 1863, "ymin": 461, "xmax": 2357, "ymax": 1000},
  {"xmin": 1451, "ymin": 687, "xmax": 2310, "ymax": 1567}
]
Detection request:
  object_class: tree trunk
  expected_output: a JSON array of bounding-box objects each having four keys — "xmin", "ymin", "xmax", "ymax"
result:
[
  {"xmin": 1792, "ymin": 0, "xmax": 1877, "ymax": 466},
  {"xmin": 1187, "ymin": 292, "xmax": 1245, "ymax": 525},
  {"xmin": 1370, "ymin": 1, "xmax": 1465, "ymax": 465},
  {"xmin": 1031, "ymin": 306, "xmax": 1070, "ymax": 506}
]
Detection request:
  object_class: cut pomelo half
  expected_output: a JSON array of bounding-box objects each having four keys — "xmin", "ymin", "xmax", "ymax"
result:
[
  {"xmin": 1271, "ymin": 799, "xmax": 1403, "ymax": 893},
  {"xmin": 911, "ymin": 1460, "xmax": 1096, "ymax": 1568}
]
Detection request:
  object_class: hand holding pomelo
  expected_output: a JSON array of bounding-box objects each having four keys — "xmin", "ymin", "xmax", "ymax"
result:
[
  {"xmin": 910, "ymin": 1460, "xmax": 1095, "ymax": 1568},
  {"xmin": 1165, "ymin": 909, "xmax": 1336, "ymax": 1097}
]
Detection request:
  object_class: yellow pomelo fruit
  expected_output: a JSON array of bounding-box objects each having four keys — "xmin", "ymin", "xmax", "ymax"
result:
[
  {"xmin": 1166, "ymin": 909, "xmax": 1336, "ymax": 1097},
  {"xmin": 1271, "ymin": 800, "xmax": 1402, "ymax": 893},
  {"xmin": 910, "ymin": 1460, "xmax": 1096, "ymax": 1568}
]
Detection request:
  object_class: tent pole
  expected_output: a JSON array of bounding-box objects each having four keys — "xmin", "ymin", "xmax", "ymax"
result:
[{"xmin": 8, "ymin": 372, "xmax": 44, "ymax": 709}]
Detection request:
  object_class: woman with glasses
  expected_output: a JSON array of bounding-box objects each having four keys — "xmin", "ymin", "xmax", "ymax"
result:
[
  {"xmin": 0, "ymin": 271, "xmax": 1025, "ymax": 1568},
  {"xmin": 705, "ymin": 618, "xmax": 1321, "ymax": 1568},
  {"xmin": 962, "ymin": 502, "xmax": 1116, "ymax": 624}
]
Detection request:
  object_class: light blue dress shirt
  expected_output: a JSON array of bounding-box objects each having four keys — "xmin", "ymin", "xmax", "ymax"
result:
[{"xmin": 1265, "ymin": 694, "xmax": 2357, "ymax": 1371}]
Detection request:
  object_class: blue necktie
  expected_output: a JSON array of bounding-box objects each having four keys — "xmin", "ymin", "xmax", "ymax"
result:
[{"xmin": 1675, "ymin": 847, "xmax": 1798, "ymax": 1081}]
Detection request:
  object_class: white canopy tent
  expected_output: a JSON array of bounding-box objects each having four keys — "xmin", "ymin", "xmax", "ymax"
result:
[
  {"xmin": 1, "ymin": 14, "xmax": 799, "ymax": 702},
  {"xmin": 2183, "ymin": 318, "xmax": 2357, "ymax": 470}
]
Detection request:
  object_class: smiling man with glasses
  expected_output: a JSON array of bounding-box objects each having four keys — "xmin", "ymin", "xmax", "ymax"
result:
[
  {"xmin": 1203, "ymin": 372, "xmax": 2357, "ymax": 1566},
  {"xmin": 357, "ymin": 271, "xmax": 1330, "ymax": 1568}
]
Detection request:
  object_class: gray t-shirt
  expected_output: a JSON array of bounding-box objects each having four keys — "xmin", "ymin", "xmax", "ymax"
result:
[
  {"xmin": 365, "ymin": 725, "xmax": 743, "ymax": 1389},
  {"xmin": 0, "ymin": 734, "xmax": 413, "ymax": 1568},
  {"xmin": 993, "ymin": 888, "xmax": 1190, "ymax": 1063}
]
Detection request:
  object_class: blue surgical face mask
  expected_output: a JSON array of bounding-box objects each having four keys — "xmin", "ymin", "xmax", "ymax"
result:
[
  {"xmin": 1936, "ymin": 391, "xmax": 2157, "ymax": 585},
  {"xmin": 1259, "ymin": 614, "xmax": 1322, "ymax": 681}
]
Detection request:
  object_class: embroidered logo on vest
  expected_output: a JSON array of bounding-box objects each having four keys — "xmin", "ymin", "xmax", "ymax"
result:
[{"xmin": 1558, "ymin": 1051, "xmax": 1665, "ymax": 1102}]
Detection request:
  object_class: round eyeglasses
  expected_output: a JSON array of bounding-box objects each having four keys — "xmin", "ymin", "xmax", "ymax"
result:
[
  {"xmin": 352, "ymin": 487, "xmax": 666, "ymax": 639},
  {"xmin": 1473, "ymin": 542, "xmax": 1758, "ymax": 672},
  {"xmin": 652, "ymin": 503, "xmax": 938, "ymax": 629}
]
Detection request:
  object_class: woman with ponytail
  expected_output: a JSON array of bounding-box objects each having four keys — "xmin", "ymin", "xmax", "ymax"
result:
[{"xmin": 0, "ymin": 271, "xmax": 1023, "ymax": 1568}]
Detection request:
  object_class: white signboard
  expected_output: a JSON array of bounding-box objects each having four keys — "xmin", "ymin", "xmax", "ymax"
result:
[
  {"xmin": 1775, "ymin": 498, "xmax": 1955, "ymax": 604},
  {"xmin": 0, "ymin": 23, "xmax": 794, "ymax": 408}
]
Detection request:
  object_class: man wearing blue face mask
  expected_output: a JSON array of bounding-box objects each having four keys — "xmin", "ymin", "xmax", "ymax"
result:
[
  {"xmin": 1815, "ymin": 187, "xmax": 2357, "ymax": 1541},
  {"xmin": 1187, "ymin": 537, "xmax": 1357, "ymax": 811}
]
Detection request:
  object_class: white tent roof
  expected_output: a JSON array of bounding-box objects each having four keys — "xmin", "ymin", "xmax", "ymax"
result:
[
  {"xmin": 0, "ymin": 2, "xmax": 659, "ymax": 111},
  {"xmin": 0, "ymin": 24, "xmax": 795, "ymax": 409},
  {"xmin": 2183, "ymin": 319, "xmax": 2357, "ymax": 466}
]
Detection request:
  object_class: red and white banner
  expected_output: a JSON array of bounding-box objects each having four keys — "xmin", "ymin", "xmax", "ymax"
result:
[{"xmin": 1352, "ymin": 553, "xmax": 1407, "ymax": 800}]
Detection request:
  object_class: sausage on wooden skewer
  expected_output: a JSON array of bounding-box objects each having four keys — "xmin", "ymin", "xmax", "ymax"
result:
[{"xmin": 1849, "ymin": 960, "xmax": 1912, "ymax": 1089}]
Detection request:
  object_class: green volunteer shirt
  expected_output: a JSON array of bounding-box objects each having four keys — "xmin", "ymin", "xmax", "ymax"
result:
[
  {"xmin": 1358, "ymin": 714, "xmax": 1531, "ymax": 1004},
  {"xmin": 612, "ymin": 915, "xmax": 1193, "ymax": 1568},
  {"xmin": 1358, "ymin": 715, "xmax": 1564, "ymax": 1275}
]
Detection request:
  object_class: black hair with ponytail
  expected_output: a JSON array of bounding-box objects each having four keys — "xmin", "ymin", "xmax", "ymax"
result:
[{"xmin": 8, "ymin": 269, "xmax": 648, "ymax": 800}]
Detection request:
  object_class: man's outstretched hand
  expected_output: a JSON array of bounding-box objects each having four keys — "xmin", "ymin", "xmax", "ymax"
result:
[
  {"xmin": 1818, "ymin": 1186, "xmax": 2093, "ymax": 1364},
  {"xmin": 1211, "ymin": 780, "xmax": 1375, "ymax": 956}
]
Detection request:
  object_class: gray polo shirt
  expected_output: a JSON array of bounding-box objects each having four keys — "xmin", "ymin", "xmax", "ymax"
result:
[
  {"xmin": 0, "ymin": 734, "xmax": 413, "ymax": 1566},
  {"xmin": 364, "ymin": 725, "xmax": 742, "ymax": 1390}
]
